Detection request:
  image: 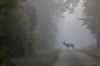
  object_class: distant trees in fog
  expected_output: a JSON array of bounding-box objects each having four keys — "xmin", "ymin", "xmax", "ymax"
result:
[{"xmin": 81, "ymin": 0, "xmax": 100, "ymax": 48}]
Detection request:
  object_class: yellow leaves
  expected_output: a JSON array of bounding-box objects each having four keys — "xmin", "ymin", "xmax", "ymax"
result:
[
  {"xmin": 0, "ymin": 46, "xmax": 8, "ymax": 65},
  {"xmin": 0, "ymin": 63, "xmax": 6, "ymax": 66},
  {"xmin": 7, "ymin": 0, "xmax": 16, "ymax": 9},
  {"xmin": 0, "ymin": 0, "xmax": 25, "ymax": 10},
  {"xmin": 1, "ymin": 0, "xmax": 15, "ymax": 10},
  {"xmin": 1, "ymin": 7, "xmax": 7, "ymax": 13},
  {"xmin": 0, "ymin": 16, "xmax": 4, "ymax": 22},
  {"xmin": 0, "ymin": 46, "xmax": 9, "ymax": 57},
  {"xmin": 20, "ymin": 18, "xmax": 25, "ymax": 22},
  {"xmin": 0, "ymin": 0, "xmax": 26, "ymax": 11},
  {"xmin": 18, "ymin": 8, "xmax": 24, "ymax": 14}
]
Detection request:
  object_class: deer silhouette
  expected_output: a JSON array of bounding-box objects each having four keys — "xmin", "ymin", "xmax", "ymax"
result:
[{"xmin": 63, "ymin": 41, "xmax": 75, "ymax": 50}]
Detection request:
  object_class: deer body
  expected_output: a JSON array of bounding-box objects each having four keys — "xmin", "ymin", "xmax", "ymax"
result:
[{"xmin": 63, "ymin": 41, "xmax": 75, "ymax": 50}]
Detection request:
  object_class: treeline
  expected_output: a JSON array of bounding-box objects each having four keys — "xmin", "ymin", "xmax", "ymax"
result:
[
  {"xmin": 0, "ymin": 0, "xmax": 80, "ymax": 66},
  {"xmin": 81, "ymin": 0, "xmax": 100, "ymax": 48},
  {"xmin": 0, "ymin": 0, "xmax": 37, "ymax": 65},
  {"xmin": 27, "ymin": 0, "xmax": 80, "ymax": 50}
]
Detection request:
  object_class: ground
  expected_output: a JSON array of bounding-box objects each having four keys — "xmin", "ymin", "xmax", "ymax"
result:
[
  {"xmin": 53, "ymin": 50, "xmax": 99, "ymax": 66},
  {"xmin": 11, "ymin": 50, "xmax": 100, "ymax": 66},
  {"xmin": 10, "ymin": 50, "xmax": 60, "ymax": 66}
]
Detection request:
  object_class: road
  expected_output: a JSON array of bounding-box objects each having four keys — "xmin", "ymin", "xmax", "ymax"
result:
[{"xmin": 53, "ymin": 50, "xmax": 99, "ymax": 66}]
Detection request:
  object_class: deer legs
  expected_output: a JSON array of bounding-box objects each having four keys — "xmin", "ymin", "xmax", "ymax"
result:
[{"xmin": 66, "ymin": 47, "xmax": 75, "ymax": 50}]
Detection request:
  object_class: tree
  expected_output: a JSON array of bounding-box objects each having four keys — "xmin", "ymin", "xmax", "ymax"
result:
[
  {"xmin": 25, "ymin": 0, "xmax": 80, "ymax": 50},
  {"xmin": 58, "ymin": 0, "xmax": 80, "ymax": 13},
  {"xmin": 23, "ymin": 5, "xmax": 38, "ymax": 55},
  {"xmin": 81, "ymin": 0, "xmax": 100, "ymax": 48},
  {"xmin": 0, "ymin": 0, "xmax": 37, "ymax": 65}
]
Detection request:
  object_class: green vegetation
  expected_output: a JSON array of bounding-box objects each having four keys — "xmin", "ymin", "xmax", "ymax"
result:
[
  {"xmin": 81, "ymin": 0, "xmax": 100, "ymax": 48},
  {"xmin": 32, "ymin": 50, "xmax": 61, "ymax": 66},
  {"xmin": 80, "ymin": 49, "xmax": 100, "ymax": 62},
  {"xmin": 0, "ymin": 0, "xmax": 37, "ymax": 66},
  {"xmin": 11, "ymin": 50, "xmax": 61, "ymax": 66},
  {"xmin": 80, "ymin": 0, "xmax": 100, "ymax": 62}
]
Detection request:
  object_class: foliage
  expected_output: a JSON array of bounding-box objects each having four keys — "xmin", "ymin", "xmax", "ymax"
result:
[
  {"xmin": 58, "ymin": 0, "xmax": 80, "ymax": 13},
  {"xmin": 82, "ymin": 0, "xmax": 100, "ymax": 48},
  {"xmin": 30, "ymin": 0, "xmax": 80, "ymax": 50},
  {"xmin": 11, "ymin": 50, "xmax": 61, "ymax": 66},
  {"xmin": 23, "ymin": 5, "xmax": 38, "ymax": 55},
  {"xmin": 81, "ymin": 49, "xmax": 100, "ymax": 62},
  {"xmin": 0, "ymin": 0, "xmax": 37, "ymax": 66}
]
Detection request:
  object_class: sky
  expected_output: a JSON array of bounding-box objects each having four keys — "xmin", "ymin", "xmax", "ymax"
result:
[{"xmin": 56, "ymin": 0, "xmax": 95, "ymax": 49}]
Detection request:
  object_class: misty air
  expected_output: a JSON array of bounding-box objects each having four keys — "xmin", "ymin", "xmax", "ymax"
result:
[{"xmin": 0, "ymin": 0, "xmax": 100, "ymax": 66}]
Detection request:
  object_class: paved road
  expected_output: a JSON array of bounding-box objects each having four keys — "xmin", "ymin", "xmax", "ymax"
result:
[{"xmin": 53, "ymin": 50, "xmax": 99, "ymax": 66}]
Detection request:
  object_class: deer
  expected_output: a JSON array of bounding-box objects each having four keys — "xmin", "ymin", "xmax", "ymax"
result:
[{"xmin": 63, "ymin": 41, "xmax": 75, "ymax": 50}]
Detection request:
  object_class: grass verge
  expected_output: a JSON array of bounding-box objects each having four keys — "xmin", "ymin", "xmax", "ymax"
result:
[
  {"xmin": 32, "ymin": 50, "xmax": 61, "ymax": 66},
  {"xmin": 80, "ymin": 49, "xmax": 100, "ymax": 62},
  {"xmin": 11, "ymin": 49, "xmax": 61, "ymax": 66}
]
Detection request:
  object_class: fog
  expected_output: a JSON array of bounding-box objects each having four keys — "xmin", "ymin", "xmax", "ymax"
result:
[
  {"xmin": 56, "ymin": 0, "xmax": 95, "ymax": 49},
  {"xmin": 25, "ymin": 0, "xmax": 96, "ymax": 50},
  {"xmin": 23, "ymin": 0, "xmax": 96, "ymax": 50},
  {"xmin": 2, "ymin": 0, "xmax": 100, "ymax": 66}
]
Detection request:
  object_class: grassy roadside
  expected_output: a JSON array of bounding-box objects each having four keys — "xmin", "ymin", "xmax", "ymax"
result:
[
  {"xmin": 11, "ymin": 49, "xmax": 61, "ymax": 66},
  {"xmin": 32, "ymin": 49, "xmax": 61, "ymax": 66},
  {"xmin": 80, "ymin": 49, "xmax": 100, "ymax": 62}
]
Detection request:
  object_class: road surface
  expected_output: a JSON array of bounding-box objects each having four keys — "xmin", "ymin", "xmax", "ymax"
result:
[{"xmin": 53, "ymin": 50, "xmax": 99, "ymax": 66}]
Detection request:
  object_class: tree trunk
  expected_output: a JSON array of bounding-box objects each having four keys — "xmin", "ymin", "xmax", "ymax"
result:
[{"xmin": 96, "ymin": 34, "xmax": 100, "ymax": 48}]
